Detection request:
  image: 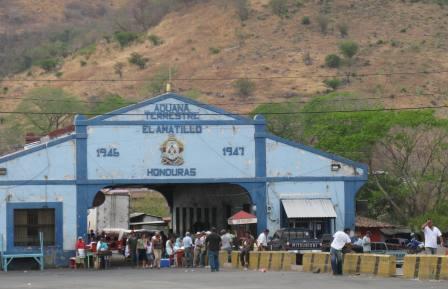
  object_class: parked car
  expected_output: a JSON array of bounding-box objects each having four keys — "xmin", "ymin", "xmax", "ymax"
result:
[
  {"xmin": 370, "ymin": 242, "xmax": 406, "ymax": 266},
  {"xmin": 270, "ymin": 228, "xmax": 322, "ymax": 252}
]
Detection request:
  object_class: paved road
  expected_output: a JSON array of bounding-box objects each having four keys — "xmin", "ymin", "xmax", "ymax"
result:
[{"xmin": 0, "ymin": 267, "xmax": 446, "ymax": 289}]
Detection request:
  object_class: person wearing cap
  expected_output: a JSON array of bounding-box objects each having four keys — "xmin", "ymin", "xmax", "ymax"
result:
[
  {"xmin": 256, "ymin": 229, "xmax": 270, "ymax": 251},
  {"xmin": 182, "ymin": 232, "xmax": 193, "ymax": 268},
  {"xmin": 75, "ymin": 236, "xmax": 86, "ymax": 268},
  {"xmin": 421, "ymin": 218, "xmax": 445, "ymax": 255},
  {"xmin": 193, "ymin": 232, "xmax": 204, "ymax": 267}
]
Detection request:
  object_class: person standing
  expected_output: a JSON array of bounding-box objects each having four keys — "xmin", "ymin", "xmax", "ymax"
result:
[
  {"xmin": 75, "ymin": 236, "xmax": 86, "ymax": 268},
  {"xmin": 127, "ymin": 231, "xmax": 138, "ymax": 267},
  {"xmin": 165, "ymin": 235, "xmax": 175, "ymax": 267},
  {"xmin": 137, "ymin": 234, "xmax": 147, "ymax": 268},
  {"xmin": 421, "ymin": 219, "xmax": 444, "ymax": 255},
  {"xmin": 240, "ymin": 231, "xmax": 254, "ymax": 269},
  {"xmin": 205, "ymin": 227, "xmax": 222, "ymax": 272},
  {"xmin": 330, "ymin": 228, "xmax": 352, "ymax": 275},
  {"xmin": 183, "ymin": 232, "xmax": 193, "ymax": 268},
  {"xmin": 362, "ymin": 231, "xmax": 372, "ymax": 253},
  {"xmin": 152, "ymin": 232, "xmax": 163, "ymax": 269},
  {"xmin": 193, "ymin": 232, "xmax": 204, "ymax": 267},
  {"xmin": 199, "ymin": 231, "xmax": 207, "ymax": 267},
  {"xmin": 256, "ymin": 229, "xmax": 269, "ymax": 251},
  {"xmin": 220, "ymin": 229, "xmax": 234, "ymax": 263},
  {"xmin": 146, "ymin": 236, "xmax": 154, "ymax": 268}
]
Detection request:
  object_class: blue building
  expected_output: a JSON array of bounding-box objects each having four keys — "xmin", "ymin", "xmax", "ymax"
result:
[{"xmin": 0, "ymin": 93, "xmax": 367, "ymax": 266}]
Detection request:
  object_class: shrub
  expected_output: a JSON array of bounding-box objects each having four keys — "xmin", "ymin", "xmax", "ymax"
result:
[
  {"xmin": 128, "ymin": 53, "xmax": 149, "ymax": 69},
  {"xmin": 301, "ymin": 16, "xmax": 311, "ymax": 25},
  {"xmin": 317, "ymin": 14, "xmax": 329, "ymax": 34},
  {"xmin": 323, "ymin": 78, "xmax": 341, "ymax": 90},
  {"xmin": 114, "ymin": 31, "xmax": 139, "ymax": 48},
  {"xmin": 148, "ymin": 34, "xmax": 164, "ymax": 46},
  {"xmin": 325, "ymin": 54, "xmax": 341, "ymax": 68},
  {"xmin": 78, "ymin": 43, "xmax": 96, "ymax": 58},
  {"xmin": 236, "ymin": 0, "xmax": 250, "ymax": 21},
  {"xmin": 339, "ymin": 40, "xmax": 359, "ymax": 59},
  {"xmin": 270, "ymin": 0, "xmax": 288, "ymax": 18},
  {"xmin": 38, "ymin": 58, "xmax": 59, "ymax": 72},
  {"xmin": 234, "ymin": 78, "xmax": 255, "ymax": 97},
  {"xmin": 209, "ymin": 47, "xmax": 221, "ymax": 54},
  {"xmin": 80, "ymin": 60, "xmax": 87, "ymax": 67},
  {"xmin": 337, "ymin": 23, "xmax": 349, "ymax": 37},
  {"xmin": 55, "ymin": 71, "xmax": 63, "ymax": 78},
  {"xmin": 114, "ymin": 62, "xmax": 125, "ymax": 78}
]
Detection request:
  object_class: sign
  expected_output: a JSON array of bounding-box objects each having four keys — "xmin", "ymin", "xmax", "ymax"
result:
[{"xmin": 160, "ymin": 135, "xmax": 184, "ymax": 166}]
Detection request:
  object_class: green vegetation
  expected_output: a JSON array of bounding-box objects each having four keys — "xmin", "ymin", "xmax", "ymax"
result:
[
  {"xmin": 130, "ymin": 192, "xmax": 170, "ymax": 217},
  {"xmin": 15, "ymin": 87, "xmax": 85, "ymax": 134},
  {"xmin": 114, "ymin": 31, "xmax": 140, "ymax": 48},
  {"xmin": 148, "ymin": 34, "xmax": 164, "ymax": 46},
  {"xmin": 270, "ymin": 0, "xmax": 289, "ymax": 18},
  {"xmin": 142, "ymin": 66, "xmax": 177, "ymax": 95},
  {"xmin": 78, "ymin": 43, "xmax": 96, "ymax": 58},
  {"xmin": 337, "ymin": 23, "xmax": 349, "ymax": 38},
  {"xmin": 339, "ymin": 40, "xmax": 359, "ymax": 59},
  {"xmin": 183, "ymin": 89, "xmax": 201, "ymax": 99},
  {"xmin": 234, "ymin": 78, "xmax": 256, "ymax": 97},
  {"xmin": 91, "ymin": 94, "xmax": 135, "ymax": 115},
  {"xmin": 235, "ymin": 0, "xmax": 250, "ymax": 21},
  {"xmin": 325, "ymin": 54, "xmax": 341, "ymax": 68},
  {"xmin": 128, "ymin": 52, "xmax": 149, "ymax": 69},
  {"xmin": 317, "ymin": 14, "xmax": 329, "ymax": 34},
  {"xmin": 209, "ymin": 47, "xmax": 221, "ymax": 54},
  {"xmin": 253, "ymin": 92, "xmax": 448, "ymax": 226},
  {"xmin": 38, "ymin": 58, "xmax": 59, "ymax": 72},
  {"xmin": 301, "ymin": 16, "xmax": 311, "ymax": 25},
  {"xmin": 323, "ymin": 78, "xmax": 341, "ymax": 90}
]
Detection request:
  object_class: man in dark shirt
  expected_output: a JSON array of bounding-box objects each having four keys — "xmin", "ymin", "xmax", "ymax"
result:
[
  {"xmin": 127, "ymin": 231, "xmax": 138, "ymax": 267},
  {"xmin": 205, "ymin": 227, "xmax": 222, "ymax": 272}
]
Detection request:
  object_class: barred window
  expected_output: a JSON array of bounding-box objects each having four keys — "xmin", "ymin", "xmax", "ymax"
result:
[{"xmin": 14, "ymin": 209, "xmax": 55, "ymax": 246}]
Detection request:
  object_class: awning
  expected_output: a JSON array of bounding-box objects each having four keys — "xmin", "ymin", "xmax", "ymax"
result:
[
  {"xmin": 228, "ymin": 210, "xmax": 257, "ymax": 225},
  {"xmin": 281, "ymin": 199, "xmax": 337, "ymax": 218}
]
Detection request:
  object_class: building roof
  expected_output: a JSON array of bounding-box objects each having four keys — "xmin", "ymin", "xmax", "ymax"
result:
[
  {"xmin": 355, "ymin": 216, "xmax": 396, "ymax": 228},
  {"xmin": 281, "ymin": 199, "xmax": 337, "ymax": 218}
]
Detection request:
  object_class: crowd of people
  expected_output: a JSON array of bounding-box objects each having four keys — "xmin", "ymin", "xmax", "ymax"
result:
[{"xmin": 74, "ymin": 227, "xmax": 273, "ymax": 271}]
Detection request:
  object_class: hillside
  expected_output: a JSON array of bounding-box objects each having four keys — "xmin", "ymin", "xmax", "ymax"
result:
[{"xmin": 1, "ymin": 0, "xmax": 448, "ymax": 114}]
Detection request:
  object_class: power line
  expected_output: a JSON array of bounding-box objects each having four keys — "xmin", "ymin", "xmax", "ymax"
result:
[
  {"xmin": 0, "ymin": 93, "xmax": 437, "ymax": 106},
  {"xmin": 0, "ymin": 104, "xmax": 447, "ymax": 117},
  {"xmin": 1, "ymin": 69, "xmax": 448, "ymax": 83}
]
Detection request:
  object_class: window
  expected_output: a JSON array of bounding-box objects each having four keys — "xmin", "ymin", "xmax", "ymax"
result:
[{"xmin": 14, "ymin": 209, "xmax": 55, "ymax": 246}]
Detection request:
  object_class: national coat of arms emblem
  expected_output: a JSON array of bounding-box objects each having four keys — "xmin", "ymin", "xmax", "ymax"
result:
[{"xmin": 160, "ymin": 135, "xmax": 184, "ymax": 166}]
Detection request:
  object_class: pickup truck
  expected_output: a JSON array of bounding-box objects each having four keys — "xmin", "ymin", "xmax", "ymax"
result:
[
  {"xmin": 370, "ymin": 242, "xmax": 406, "ymax": 266},
  {"xmin": 269, "ymin": 228, "xmax": 322, "ymax": 253}
]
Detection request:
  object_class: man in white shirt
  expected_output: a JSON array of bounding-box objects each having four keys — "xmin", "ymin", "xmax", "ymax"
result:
[
  {"xmin": 421, "ymin": 219, "xmax": 444, "ymax": 255},
  {"xmin": 330, "ymin": 228, "xmax": 352, "ymax": 275},
  {"xmin": 362, "ymin": 231, "xmax": 372, "ymax": 253},
  {"xmin": 257, "ymin": 229, "xmax": 269, "ymax": 251},
  {"xmin": 182, "ymin": 232, "xmax": 193, "ymax": 267},
  {"xmin": 220, "ymin": 229, "xmax": 234, "ymax": 262}
]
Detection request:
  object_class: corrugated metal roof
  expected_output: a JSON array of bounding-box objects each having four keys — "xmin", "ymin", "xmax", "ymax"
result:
[{"xmin": 281, "ymin": 199, "xmax": 337, "ymax": 218}]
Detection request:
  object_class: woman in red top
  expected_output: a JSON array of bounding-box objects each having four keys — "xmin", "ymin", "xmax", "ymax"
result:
[{"xmin": 75, "ymin": 237, "xmax": 86, "ymax": 268}]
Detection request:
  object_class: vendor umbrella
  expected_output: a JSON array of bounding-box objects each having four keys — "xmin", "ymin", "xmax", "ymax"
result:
[{"xmin": 228, "ymin": 210, "xmax": 257, "ymax": 225}]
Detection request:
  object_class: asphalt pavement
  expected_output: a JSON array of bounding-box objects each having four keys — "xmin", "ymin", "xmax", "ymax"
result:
[{"xmin": 0, "ymin": 267, "xmax": 446, "ymax": 289}]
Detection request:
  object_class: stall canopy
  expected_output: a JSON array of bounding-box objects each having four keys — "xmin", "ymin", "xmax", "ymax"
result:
[
  {"xmin": 281, "ymin": 199, "xmax": 337, "ymax": 218},
  {"xmin": 228, "ymin": 211, "xmax": 257, "ymax": 225}
]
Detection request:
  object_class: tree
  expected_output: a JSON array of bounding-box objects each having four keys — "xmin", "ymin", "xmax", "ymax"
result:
[
  {"xmin": 128, "ymin": 52, "xmax": 149, "ymax": 69},
  {"xmin": 114, "ymin": 62, "xmax": 125, "ymax": 78},
  {"xmin": 91, "ymin": 94, "xmax": 134, "ymax": 115},
  {"xmin": 15, "ymin": 87, "xmax": 85, "ymax": 134},
  {"xmin": 339, "ymin": 40, "xmax": 359, "ymax": 59},
  {"xmin": 233, "ymin": 78, "xmax": 255, "ymax": 98}
]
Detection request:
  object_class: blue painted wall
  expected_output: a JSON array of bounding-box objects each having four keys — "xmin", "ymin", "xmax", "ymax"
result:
[{"xmin": 0, "ymin": 93, "xmax": 368, "ymax": 267}]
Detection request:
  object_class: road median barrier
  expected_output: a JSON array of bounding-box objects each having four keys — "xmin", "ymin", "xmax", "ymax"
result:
[
  {"xmin": 343, "ymin": 253, "xmax": 396, "ymax": 277},
  {"xmin": 403, "ymin": 255, "xmax": 448, "ymax": 280},
  {"xmin": 303, "ymin": 252, "xmax": 331, "ymax": 273}
]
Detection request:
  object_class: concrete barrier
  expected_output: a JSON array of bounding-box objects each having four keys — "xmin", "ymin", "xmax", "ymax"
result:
[
  {"xmin": 403, "ymin": 255, "xmax": 448, "ymax": 280},
  {"xmin": 303, "ymin": 252, "xmax": 331, "ymax": 273},
  {"xmin": 231, "ymin": 251, "xmax": 240, "ymax": 269},
  {"xmin": 218, "ymin": 251, "xmax": 295, "ymax": 271},
  {"xmin": 343, "ymin": 254, "xmax": 396, "ymax": 277}
]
